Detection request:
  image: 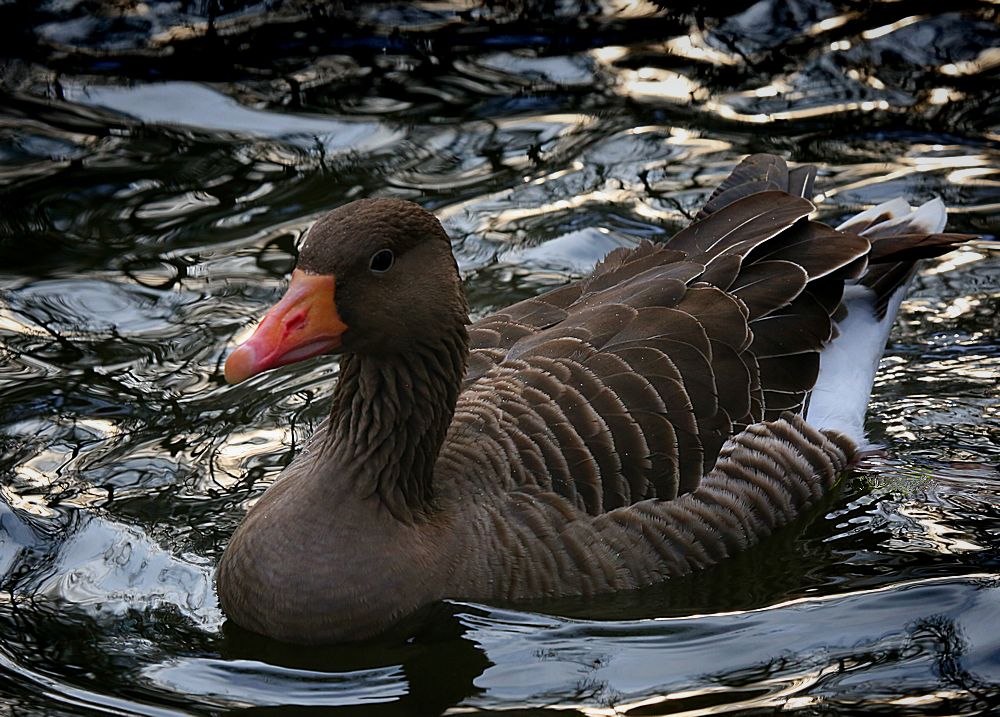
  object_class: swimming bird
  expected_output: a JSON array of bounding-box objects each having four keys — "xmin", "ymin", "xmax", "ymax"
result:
[{"xmin": 216, "ymin": 154, "xmax": 969, "ymax": 644}]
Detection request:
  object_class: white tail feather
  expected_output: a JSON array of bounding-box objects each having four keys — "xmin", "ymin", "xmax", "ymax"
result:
[
  {"xmin": 806, "ymin": 197, "xmax": 948, "ymax": 445},
  {"xmin": 860, "ymin": 197, "xmax": 947, "ymax": 236},
  {"xmin": 836, "ymin": 197, "xmax": 911, "ymax": 232}
]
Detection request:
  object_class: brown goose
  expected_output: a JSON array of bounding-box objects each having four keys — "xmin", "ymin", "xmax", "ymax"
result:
[{"xmin": 216, "ymin": 154, "xmax": 969, "ymax": 644}]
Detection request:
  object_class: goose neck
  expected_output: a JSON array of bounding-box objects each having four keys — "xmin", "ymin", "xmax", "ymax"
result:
[{"xmin": 325, "ymin": 326, "xmax": 468, "ymax": 521}]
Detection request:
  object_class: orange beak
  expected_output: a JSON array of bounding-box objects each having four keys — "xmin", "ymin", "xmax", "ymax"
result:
[{"xmin": 224, "ymin": 270, "xmax": 348, "ymax": 384}]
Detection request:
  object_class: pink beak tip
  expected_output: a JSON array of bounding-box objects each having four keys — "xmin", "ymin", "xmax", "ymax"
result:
[{"xmin": 224, "ymin": 344, "xmax": 258, "ymax": 385}]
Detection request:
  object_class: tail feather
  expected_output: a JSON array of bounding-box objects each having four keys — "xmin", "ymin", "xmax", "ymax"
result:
[
  {"xmin": 806, "ymin": 197, "xmax": 965, "ymax": 445},
  {"xmin": 840, "ymin": 196, "xmax": 947, "ymax": 236},
  {"xmin": 835, "ymin": 197, "xmax": 912, "ymax": 234},
  {"xmin": 695, "ymin": 159, "xmax": 973, "ymax": 447}
]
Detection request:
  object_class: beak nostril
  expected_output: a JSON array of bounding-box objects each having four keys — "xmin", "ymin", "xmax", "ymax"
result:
[{"xmin": 286, "ymin": 311, "xmax": 308, "ymax": 335}]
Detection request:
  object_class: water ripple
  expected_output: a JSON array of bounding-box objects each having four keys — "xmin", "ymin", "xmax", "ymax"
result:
[{"xmin": 0, "ymin": 1, "xmax": 998, "ymax": 714}]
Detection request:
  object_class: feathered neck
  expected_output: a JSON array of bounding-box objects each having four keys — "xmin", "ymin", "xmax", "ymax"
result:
[{"xmin": 322, "ymin": 324, "xmax": 469, "ymax": 522}]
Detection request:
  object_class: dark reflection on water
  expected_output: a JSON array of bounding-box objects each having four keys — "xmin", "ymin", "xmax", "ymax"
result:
[{"xmin": 1, "ymin": 1, "xmax": 998, "ymax": 714}]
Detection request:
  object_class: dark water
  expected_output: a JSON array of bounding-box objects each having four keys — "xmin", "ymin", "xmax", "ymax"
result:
[{"xmin": 1, "ymin": 1, "xmax": 999, "ymax": 714}]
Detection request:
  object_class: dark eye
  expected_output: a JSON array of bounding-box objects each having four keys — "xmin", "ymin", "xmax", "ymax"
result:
[{"xmin": 369, "ymin": 249, "xmax": 394, "ymax": 273}]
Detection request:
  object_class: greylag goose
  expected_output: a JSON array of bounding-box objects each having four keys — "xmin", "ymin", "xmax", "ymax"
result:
[{"xmin": 217, "ymin": 154, "xmax": 969, "ymax": 644}]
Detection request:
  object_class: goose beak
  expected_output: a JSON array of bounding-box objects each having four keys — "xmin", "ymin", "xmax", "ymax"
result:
[{"xmin": 225, "ymin": 269, "xmax": 348, "ymax": 384}]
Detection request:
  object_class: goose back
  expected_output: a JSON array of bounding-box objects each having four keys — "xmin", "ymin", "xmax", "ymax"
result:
[{"xmin": 450, "ymin": 187, "xmax": 868, "ymax": 516}]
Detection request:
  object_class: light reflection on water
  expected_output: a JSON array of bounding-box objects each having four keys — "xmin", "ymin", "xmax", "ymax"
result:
[{"xmin": 0, "ymin": 1, "xmax": 998, "ymax": 714}]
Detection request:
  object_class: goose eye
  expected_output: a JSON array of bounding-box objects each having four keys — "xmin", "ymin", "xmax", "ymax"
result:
[{"xmin": 369, "ymin": 249, "xmax": 394, "ymax": 273}]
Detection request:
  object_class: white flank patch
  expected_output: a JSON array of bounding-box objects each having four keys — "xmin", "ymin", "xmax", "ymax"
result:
[{"xmin": 806, "ymin": 284, "xmax": 905, "ymax": 446}]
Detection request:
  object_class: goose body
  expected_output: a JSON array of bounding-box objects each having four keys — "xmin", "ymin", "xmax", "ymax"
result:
[{"xmin": 216, "ymin": 154, "xmax": 968, "ymax": 644}]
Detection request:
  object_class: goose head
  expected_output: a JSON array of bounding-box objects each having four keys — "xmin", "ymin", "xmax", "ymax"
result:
[{"xmin": 224, "ymin": 198, "xmax": 466, "ymax": 384}]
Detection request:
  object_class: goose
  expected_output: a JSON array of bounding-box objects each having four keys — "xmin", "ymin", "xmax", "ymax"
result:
[{"xmin": 216, "ymin": 154, "xmax": 969, "ymax": 644}]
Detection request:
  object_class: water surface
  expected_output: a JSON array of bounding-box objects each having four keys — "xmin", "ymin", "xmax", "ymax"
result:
[{"xmin": 1, "ymin": 1, "xmax": 998, "ymax": 714}]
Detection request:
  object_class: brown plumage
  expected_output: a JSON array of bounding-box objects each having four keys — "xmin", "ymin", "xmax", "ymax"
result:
[{"xmin": 215, "ymin": 154, "xmax": 971, "ymax": 644}]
